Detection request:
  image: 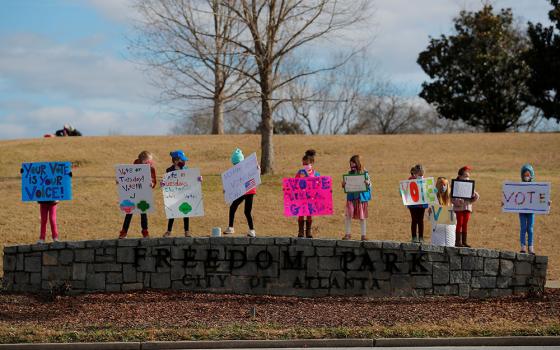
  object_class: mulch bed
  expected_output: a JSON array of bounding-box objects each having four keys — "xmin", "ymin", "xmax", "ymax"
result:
[{"xmin": 1, "ymin": 289, "xmax": 559, "ymax": 330}]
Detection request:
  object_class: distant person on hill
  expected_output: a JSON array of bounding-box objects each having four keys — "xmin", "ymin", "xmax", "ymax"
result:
[
  {"xmin": 55, "ymin": 124, "xmax": 82, "ymax": 137},
  {"xmin": 295, "ymin": 149, "xmax": 319, "ymax": 238},
  {"xmin": 452, "ymin": 166, "xmax": 479, "ymax": 247}
]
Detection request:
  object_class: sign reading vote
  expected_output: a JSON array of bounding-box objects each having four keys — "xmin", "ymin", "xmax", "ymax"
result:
[
  {"xmin": 502, "ymin": 182, "xmax": 551, "ymax": 214},
  {"xmin": 116, "ymin": 164, "xmax": 154, "ymax": 214},
  {"xmin": 162, "ymin": 168, "xmax": 204, "ymax": 219},
  {"xmin": 399, "ymin": 177, "xmax": 437, "ymax": 206},
  {"xmin": 221, "ymin": 153, "xmax": 261, "ymax": 204},
  {"xmin": 428, "ymin": 204, "xmax": 456, "ymax": 226},
  {"xmin": 21, "ymin": 162, "xmax": 72, "ymax": 201},
  {"xmin": 283, "ymin": 176, "xmax": 333, "ymax": 217}
]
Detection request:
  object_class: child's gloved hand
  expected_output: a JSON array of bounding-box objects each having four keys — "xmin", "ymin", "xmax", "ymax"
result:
[
  {"xmin": 69, "ymin": 172, "xmax": 73, "ymax": 177},
  {"xmin": 197, "ymin": 176, "xmax": 203, "ymax": 182},
  {"xmin": 341, "ymin": 181, "xmax": 346, "ymax": 189},
  {"xmin": 20, "ymin": 168, "xmax": 23, "ymax": 174}
]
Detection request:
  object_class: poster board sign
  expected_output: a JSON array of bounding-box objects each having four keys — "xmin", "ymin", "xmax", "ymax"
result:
[
  {"xmin": 428, "ymin": 204, "xmax": 456, "ymax": 226},
  {"xmin": 221, "ymin": 153, "xmax": 261, "ymax": 204},
  {"xmin": 399, "ymin": 177, "xmax": 437, "ymax": 206},
  {"xmin": 283, "ymin": 176, "xmax": 333, "ymax": 217},
  {"xmin": 115, "ymin": 164, "xmax": 154, "ymax": 214},
  {"xmin": 502, "ymin": 182, "xmax": 551, "ymax": 214},
  {"xmin": 21, "ymin": 162, "xmax": 72, "ymax": 201},
  {"xmin": 343, "ymin": 174, "xmax": 368, "ymax": 193},
  {"xmin": 451, "ymin": 179, "xmax": 475, "ymax": 199},
  {"xmin": 162, "ymin": 168, "xmax": 204, "ymax": 219}
]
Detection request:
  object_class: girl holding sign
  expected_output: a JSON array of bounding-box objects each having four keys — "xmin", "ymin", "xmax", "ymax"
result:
[
  {"xmin": 408, "ymin": 164, "xmax": 428, "ymax": 243},
  {"xmin": 118, "ymin": 151, "xmax": 157, "ymax": 239},
  {"xmin": 519, "ymin": 164, "xmax": 536, "ymax": 254},
  {"xmin": 341, "ymin": 155, "xmax": 371, "ymax": 241},
  {"xmin": 452, "ymin": 166, "xmax": 479, "ymax": 247},
  {"xmin": 295, "ymin": 149, "xmax": 319, "ymax": 238},
  {"xmin": 163, "ymin": 150, "xmax": 202, "ymax": 238},
  {"xmin": 224, "ymin": 149, "xmax": 257, "ymax": 238},
  {"xmin": 428, "ymin": 177, "xmax": 456, "ymax": 246}
]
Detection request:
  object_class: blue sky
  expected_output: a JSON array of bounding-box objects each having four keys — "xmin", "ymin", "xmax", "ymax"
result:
[{"xmin": 0, "ymin": 0, "xmax": 554, "ymax": 139}]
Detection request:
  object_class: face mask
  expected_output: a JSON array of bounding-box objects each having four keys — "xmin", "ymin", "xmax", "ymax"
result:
[
  {"xmin": 144, "ymin": 159, "xmax": 153, "ymax": 165},
  {"xmin": 441, "ymin": 185, "xmax": 447, "ymax": 193},
  {"xmin": 350, "ymin": 165, "xmax": 357, "ymax": 171},
  {"xmin": 523, "ymin": 176, "xmax": 531, "ymax": 182},
  {"xmin": 304, "ymin": 164, "xmax": 313, "ymax": 172},
  {"xmin": 177, "ymin": 161, "xmax": 185, "ymax": 168}
]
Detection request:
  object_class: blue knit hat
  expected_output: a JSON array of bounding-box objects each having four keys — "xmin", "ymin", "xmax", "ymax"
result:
[
  {"xmin": 231, "ymin": 148, "xmax": 244, "ymax": 165},
  {"xmin": 520, "ymin": 164, "xmax": 535, "ymax": 181},
  {"xmin": 170, "ymin": 150, "xmax": 188, "ymax": 162}
]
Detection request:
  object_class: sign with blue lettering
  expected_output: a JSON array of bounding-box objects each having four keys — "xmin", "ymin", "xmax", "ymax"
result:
[{"xmin": 21, "ymin": 162, "xmax": 72, "ymax": 201}]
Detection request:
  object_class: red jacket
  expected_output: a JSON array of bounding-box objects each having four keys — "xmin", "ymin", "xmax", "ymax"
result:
[{"xmin": 134, "ymin": 159, "xmax": 157, "ymax": 188}]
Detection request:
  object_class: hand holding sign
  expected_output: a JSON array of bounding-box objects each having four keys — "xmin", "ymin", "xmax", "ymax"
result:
[{"xmin": 502, "ymin": 182, "xmax": 551, "ymax": 214}]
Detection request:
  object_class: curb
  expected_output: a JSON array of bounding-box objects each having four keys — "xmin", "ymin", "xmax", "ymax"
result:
[{"xmin": 1, "ymin": 337, "xmax": 560, "ymax": 349}]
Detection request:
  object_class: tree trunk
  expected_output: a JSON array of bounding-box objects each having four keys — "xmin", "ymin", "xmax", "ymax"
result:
[
  {"xmin": 260, "ymin": 88, "xmax": 274, "ymax": 174},
  {"xmin": 212, "ymin": 96, "xmax": 224, "ymax": 134}
]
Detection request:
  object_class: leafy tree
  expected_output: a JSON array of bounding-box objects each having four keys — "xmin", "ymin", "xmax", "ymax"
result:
[
  {"xmin": 524, "ymin": 0, "xmax": 560, "ymax": 122},
  {"xmin": 417, "ymin": 5, "xmax": 530, "ymax": 132}
]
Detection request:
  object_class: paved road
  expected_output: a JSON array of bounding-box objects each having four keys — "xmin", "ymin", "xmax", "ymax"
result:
[{"xmin": 188, "ymin": 348, "xmax": 560, "ymax": 350}]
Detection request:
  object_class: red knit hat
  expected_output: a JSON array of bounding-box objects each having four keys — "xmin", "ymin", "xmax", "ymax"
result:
[{"xmin": 458, "ymin": 165, "xmax": 472, "ymax": 176}]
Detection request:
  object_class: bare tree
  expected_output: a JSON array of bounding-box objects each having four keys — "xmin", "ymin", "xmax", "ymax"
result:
[
  {"xmin": 220, "ymin": 0, "xmax": 372, "ymax": 174},
  {"xmin": 287, "ymin": 53, "xmax": 375, "ymax": 134},
  {"xmin": 132, "ymin": 0, "xmax": 251, "ymax": 134}
]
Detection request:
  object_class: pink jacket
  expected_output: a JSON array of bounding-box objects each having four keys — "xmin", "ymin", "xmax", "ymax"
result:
[{"xmin": 452, "ymin": 191, "xmax": 479, "ymax": 212}]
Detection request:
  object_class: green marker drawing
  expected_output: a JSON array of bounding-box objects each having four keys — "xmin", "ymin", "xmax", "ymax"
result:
[
  {"xmin": 137, "ymin": 200, "xmax": 150, "ymax": 212},
  {"xmin": 179, "ymin": 202, "xmax": 192, "ymax": 214}
]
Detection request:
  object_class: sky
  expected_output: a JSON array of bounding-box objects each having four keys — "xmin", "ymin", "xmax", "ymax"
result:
[{"xmin": 0, "ymin": 0, "xmax": 554, "ymax": 139}]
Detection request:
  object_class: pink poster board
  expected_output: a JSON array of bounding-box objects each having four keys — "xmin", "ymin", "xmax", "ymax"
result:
[{"xmin": 282, "ymin": 176, "xmax": 333, "ymax": 217}]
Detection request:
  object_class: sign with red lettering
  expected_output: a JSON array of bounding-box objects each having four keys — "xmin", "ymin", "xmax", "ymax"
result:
[
  {"xmin": 502, "ymin": 182, "xmax": 551, "ymax": 214},
  {"xmin": 399, "ymin": 177, "xmax": 437, "ymax": 206}
]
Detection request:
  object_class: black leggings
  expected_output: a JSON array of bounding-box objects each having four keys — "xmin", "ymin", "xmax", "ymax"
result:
[
  {"xmin": 167, "ymin": 218, "xmax": 189, "ymax": 232},
  {"xmin": 122, "ymin": 213, "xmax": 147, "ymax": 232},
  {"xmin": 229, "ymin": 194, "xmax": 254, "ymax": 230},
  {"xmin": 409, "ymin": 208, "xmax": 425, "ymax": 238}
]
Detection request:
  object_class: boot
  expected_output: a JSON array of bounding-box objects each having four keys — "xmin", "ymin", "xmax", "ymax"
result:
[
  {"xmin": 455, "ymin": 232, "xmax": 461, "ymax": 247},
  {"xmin": 462, "ymin": 232, "xmax": 470, "ymax": 248},
  {"xmin": 297, "ymin": 220, "xmax": 305, "ymax": 238},
  {"xmin": 305, "ymin": 220, "xmax": 313, "ymax": 238}
]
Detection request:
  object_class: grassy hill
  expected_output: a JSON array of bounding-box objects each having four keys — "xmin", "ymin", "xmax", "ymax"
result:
[{"xmin": 0, "ymin": 133, "xmax": 559, "ymax": 279}]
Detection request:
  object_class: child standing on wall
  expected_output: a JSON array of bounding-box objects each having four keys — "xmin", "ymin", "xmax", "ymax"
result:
[
  {"xmin": 118, "ymin": 151, "xmax": 157, "ymax": 239},
  {"xmin": 429, "ymin": 177, "xmax": 456, "ymax": 246},
  {"xmin": 295, "ymin": 149, "xmax": 319, "ymax": 238},
  {"xmin": 163, "ymin": 150, "xmax": 202, "ymax": 237},
  {"xmin": 224, "ymin": 148, "xmax": 256, "ymax": 238},
  {"xmin": 341, "ymin": 155, "xmax": 371, "ymax": 241},
  {"xmin": 519, "ymin": 164, "xmax": 536, "ymax": 254},
  {"xmin": 452, "ymin": 166, "xmax": 479, "ymax": 247},
  {"xmin": 408, "ymin": 164, "xmax": 428, "ymax": 243}
]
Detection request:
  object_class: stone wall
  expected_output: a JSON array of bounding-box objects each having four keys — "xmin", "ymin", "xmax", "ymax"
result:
[{"xmin": 2, "ymin": 237, "xmax": 548, "ymax": 298}]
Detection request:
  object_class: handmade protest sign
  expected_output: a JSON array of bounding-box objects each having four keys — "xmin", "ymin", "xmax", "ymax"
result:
[
  {"xmin": 115, "ymin": 164, "xmax": 154, "ymax": 214},
  {"xmin": 21, "ymin": 162, "xmax": 72, "ymax": 201},
  {"xmin": 221, "ymin": 153, "xmax": 261, "ymax": 204},
  {"xmin": 343, "ymin": 174, "xmax": 368, "ymax": 193},
  {"xmin": 451, "ymin": 179, "xmax": 475, "ymax": 199},
  {"xmin": 428, "ymin": 204, "xmax": 456, "ymax": 226},
  {"xmin": 399, "ymin": 177, "xmax": 437, "ymax": 206},
  {"xmin": 162, "ymin": 168, "xmax": 204, "ymax": 218},
  {"xmin": 283, "ymin": 176, "xmax": 333, "ymax": 217},
  {"xmin": 502, "ymin": 182, "xmax": 551, "ymax": 214}
]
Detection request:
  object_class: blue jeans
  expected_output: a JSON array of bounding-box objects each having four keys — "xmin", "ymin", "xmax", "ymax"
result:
[{"xmin": 519, "ymin": 213, "xmax": 535, "ymax": 247}]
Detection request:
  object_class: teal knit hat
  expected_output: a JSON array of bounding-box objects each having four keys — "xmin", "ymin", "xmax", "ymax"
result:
[{"xmin": 231, "ymin": 148, "xmax": 244, "ymax": 165}]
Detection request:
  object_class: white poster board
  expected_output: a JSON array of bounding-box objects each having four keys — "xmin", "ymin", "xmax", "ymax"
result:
[
  {"xmin": 162, "ymin": 168, "xmax": 204, "ymax": 219},
  {"xmin": 451, "ymin": 180, "xmax": 475, "ymax": 199},
  {"xmin": 343, "ymin": 174, "xmax": 368, "ymax": 193},
  {"xmin": 399, "ymin": 177, "xmax": 437, "ymax": 206},
  {"xmin": 502, "ymin": 182, "xmax": 551, "ymax": 214},
  {"xmin": 115, "ymin": 164, "xmax": 154, "ymax": 214},
  {"xmin": 428, "ymin": 204, "xmax": 456, "ymax": 225},
  {"xmin": 221, "ymin": 153, "xmax": 261, "ymax": 204}
]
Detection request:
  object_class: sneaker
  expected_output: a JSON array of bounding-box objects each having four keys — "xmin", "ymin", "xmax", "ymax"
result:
[
  {"xmin": 361, "ymin": 235, "xmax": 367, "ymax": 241},
  {"xmin": 163, "ymin": 231, "xmax": 171, "ymax": 238},
  {"xmin": 118, "ymin": 230, "xmax": 127, "ymax": 239},
  {"xmin": 224, "ymin": 227, "xmax": 235, "ymax": 235},
  {"xmin": 411, "ymin": 236, "xmax": 418, "ymax": 243},
  {"xmin": 342, "ymin": 234, "xmax": 351, "ymax": 240},
  {"xmin": 141, "ymin": 229, "xmax": 150, "ymax": 238},
  {"xmin": 419, "ymin": 237, "xmax": 424, "ymax": 244},
  {"xmin": 37, "ymin": 239, "xmax": 45, "ymax": 244},
  {"xmin": 53, "ymin": 237, "xmax": 60, "ymax": 242},
  {"xmin": 184, "ymin": 231, "xmax": 192, "ymax": 238},
  {"xmin": 247, "ymin": 229, "xmax": 256, "ymax": 238}
]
